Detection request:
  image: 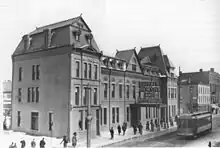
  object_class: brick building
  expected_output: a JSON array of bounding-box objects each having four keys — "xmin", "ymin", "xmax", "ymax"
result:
[
  {"xmin": 180, "ymin": 68, "xmax": 220, "ymax": 105},
  {"xmin": 11, "ymin": 16, "xmax": 102, "ymax": 139},
  {"xmin": 180, "ymin": 77, "xmax": 211, "ymax": 114},
  {"xmin": 138, "ymin": 46, "xmax": 178, "ymax": 126}
]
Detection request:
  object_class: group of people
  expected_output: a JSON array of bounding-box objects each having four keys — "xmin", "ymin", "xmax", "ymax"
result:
[
  {"xmin": 9, "ymin": 138, "xmax": 45, "ymax": 148},
  {"xmin": 110, "ymin": 122, "xmax": 127, "ymax": 139},
  {"xmin": 60, "ymin": 132, "xmax": 77, "ymax": 148},
  {"xmin": 132, "ymin": 121, "xmax": 143, "ymax": 135}
]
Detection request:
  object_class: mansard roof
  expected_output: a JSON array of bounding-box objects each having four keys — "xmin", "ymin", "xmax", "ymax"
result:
[
  {"xmin": 163, "ymin": 55, "xmax": 175, "ymax": 69},
  {"xmin": 138, "ymin": 45, "xmax": 168, "ymax": 76},
  {"xmin": 115, "ymin": 49, "xmax": 134, "ymax": 63}
]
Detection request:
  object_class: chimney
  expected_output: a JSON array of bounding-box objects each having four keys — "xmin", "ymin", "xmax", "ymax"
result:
[
  {"xmin": 199, "ymin": 69, "xmax": 203, "ymax": 72},
  {"xmin": 22, "ymin": 34, "xmax": 29, "ymax": 50},
  {"xmin": 43, "ymin": 29, "xmax": 49, "ymax": 49},
  {"xmin": 210, "ymin": 68, "xmax": 214, "ymax": 72}
]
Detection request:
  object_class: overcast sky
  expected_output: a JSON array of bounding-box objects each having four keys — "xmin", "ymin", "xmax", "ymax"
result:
[{"xmin": 0, "ymin": 0, "xmax": 219, "ymax": 82}]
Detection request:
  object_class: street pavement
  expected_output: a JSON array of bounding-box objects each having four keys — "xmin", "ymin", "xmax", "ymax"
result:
[{"xmin": 106, "ymin": 114, "xmax": 220, "ymax": 147}]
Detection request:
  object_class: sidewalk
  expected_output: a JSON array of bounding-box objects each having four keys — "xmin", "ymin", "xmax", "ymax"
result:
[{"xmin": 75, "ymin": 123, "xmax": 177, "ymax": 148}]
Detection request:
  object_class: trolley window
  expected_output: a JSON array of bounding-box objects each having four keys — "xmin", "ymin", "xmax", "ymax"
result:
[{"xmin": 179, "ymin": 119, "xmax": 194, "ymax": 128}]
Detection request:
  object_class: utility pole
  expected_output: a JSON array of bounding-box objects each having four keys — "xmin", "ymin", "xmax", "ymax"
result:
[
  {"xmin": 178, "ymin": 66, "xmax": 181, "ymax": 115},
  {"xmin": 86, "ymin": 84, "xmax": 92, "ymax": 148}
]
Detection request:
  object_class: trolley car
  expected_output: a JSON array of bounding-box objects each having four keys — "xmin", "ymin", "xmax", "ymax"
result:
[{"xmin": 177, "ymin": 111, "xmax": 212, "ymax": 137}]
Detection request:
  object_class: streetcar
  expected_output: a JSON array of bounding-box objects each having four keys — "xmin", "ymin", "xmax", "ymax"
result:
[{"xmin": 176, "ymin": 111, "xmax": 212, "ymax": 137}]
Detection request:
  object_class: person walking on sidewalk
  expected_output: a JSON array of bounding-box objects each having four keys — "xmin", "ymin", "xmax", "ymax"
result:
[
  {"xmin": 31, "ymin": 139, "xmax": 36, "ymax": 148},
  {"xmin": 138, "ymin": 122, "xmax": 143, "ymax": 135},
  {"xmin": 146, "ymin": 121, "xmax": 150, "ymax": 131},
  {"xmin": 132, "ymin": 124, "xmax": 137, "ymax": 135},
  {"xmin": 122, "ymin": 122, "xmax": 127, "ymax": 135},
  {"xmin": 208, "ymin": 141, "xmax": 211, "ymax": 147},
  {"xmin": 60, "ymin": 135, "xmax": 68, "ymax": 148},
  {"xmin": 150, "ymin": 119, "xmax": 154, "ymax": 132},
  {"xmin": 13, "ymin": 143, "xmax": 17, "ymax": 148},
  {"xmin": 20, "ymin": 139, "xmax": 26, "ymax": 148},
  {"xmin": 110, "ymin": 127, "xmax": 114, "ymax": 139},
  {"xmin": 39, "ymin": 138, "xmax": 46, "ymax": 148},
  {"xmin": 117, "ymin": 124, "xmax": 121, "ymax": 135},
  {"xmin": 9, "ymin": 142, "xmax": 14, "ymax": 148},
  {"xmin": 72, "ymin": 132, "xmax": 77, "ymax": 148}
]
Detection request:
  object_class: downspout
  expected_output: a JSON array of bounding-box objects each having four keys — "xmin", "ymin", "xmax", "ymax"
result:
[
  {"xmin": 11, "ymin": 56, "xmax": 14, "ymax": 130},
  {"xmin": 108, "ymin": 66, "xmax": 111, "ymax": 129},
  {"xmin": 67, "ymin": 50, "xmax": 71, "ymax": 140},
  {"xmin": 124, "ymin": 70, "xmax": 126, "ymax": 123},
  {"xmin": 80, "ymin": 49, "xmax": 83, "ymax": 106}
]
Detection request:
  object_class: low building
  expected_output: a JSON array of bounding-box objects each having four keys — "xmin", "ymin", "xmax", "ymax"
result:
[{"xmin": 180, "ymin": 77, "xmax": 211, "ymax": 113}]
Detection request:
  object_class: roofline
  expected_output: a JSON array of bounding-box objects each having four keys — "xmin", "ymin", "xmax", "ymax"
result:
[
  {"xmin": 116, "ymin": 48, "xmax": 134, "ymax": 53},
  {"xmin": 102, "ymin": 54, "xmax": 127, "ymax": 63}
]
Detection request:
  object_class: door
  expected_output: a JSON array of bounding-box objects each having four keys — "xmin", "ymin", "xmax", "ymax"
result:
[{"xmin": 96, "ymin": 110, "xmax": 100, "ymax": 135}]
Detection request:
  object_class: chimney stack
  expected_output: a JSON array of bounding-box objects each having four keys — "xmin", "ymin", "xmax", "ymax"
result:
[
  {"xmin": 210, "ymin": 68, "xmax": 214, "ymax": 72},
  {"xmin": 22, "ymin": 34, "xmax": 29, "ymax": 50},
  {"xmin": 199, "ymin": 69, "xmax": 203, "ymax": 72}
]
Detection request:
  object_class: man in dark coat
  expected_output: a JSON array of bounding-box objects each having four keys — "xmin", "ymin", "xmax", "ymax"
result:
[
  {"xmin": 117, "ymin": 124, "xmax": 121, "ymax": 135},
  {"xmin": 39, "ymin": 138, "xmax": 46, "ymax": 148},
  {"xmin": 133, "ymin": 124, "xmax": 137, "ymax": 135},
  {"xmin": 20, "ymin": 139, "xmax": 26, "ymax": 148},
  {"xmin": 122, "ymin": 122, "xmax": 127, "ymax": 135},
  {"xmin": 138, "ymin": 122, "xmax": 143, "ymax": 135},
  {"xmin": 109, "ymin": 127, "xmax": 114, "ymax": 139}
]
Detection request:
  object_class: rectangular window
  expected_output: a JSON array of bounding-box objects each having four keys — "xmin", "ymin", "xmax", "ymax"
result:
[
  {"xmin": 18, "ymin": 88, "xmax": 22, "ymax": 102},
  {"xmin": 94, "ymin": 65, "xmax": 98, "ymax": 80},
  {"xmin": 36, "ymin": 65, "xmax": 40, "ymax": 80},
  {"xmin": 146, "ymin": 107, "xmax": 148, "ymax": 119},
  {"xmin": 104, "ymin": 83, "xmax": 108, "ymax": 99},
  {"xmin": 75, "ymin": 87, "xmax": 79, "ymax": 105},
  {"xmin": 76, "ymin": 61, "xmax": 80, "ymax": 77},
  {"xmin": 27, "ymin": 88, "xmax": 31, "ymax": 102},
  {"xmin": 32, "ymin": 65, "xmax": 35, "ymax": 80},
  {"xmin": 169, "ymin": 106, "xmax": 171, "ymax": 117},
  {"xmin": 104, "ymin": 108, "xmax": 107, "ymax": 125},
  {"xmin": 32, "ymin": 87, "xmax": 35, "ymax": 102},
  {"xmin": 83, "ymin": 88, "xmax": 86, "ymax": 105},
  {"xmin": 133, "ymin": 85, "xmax": 136, "ymax": 99},
  {"xmin": 112, "ymin": 107, "xmax": 115, "ymax": 124},
  {"xmin": 84, "ymin": 63, "xmax": 87, "ymax": 78},
  {"xmin": 126, "ymin": 85, "xmax": 129, "ymax": 99},
  {"xmin": 18, "ymin": 67, "xmax": 23, "ymax": 81},
  {"xmin": 79, "ymin": 110, "xmax": 83, "ymax": 130},
  {"xmin": 116, "ymin": 107, "xmax": 119, "ymax": 123},
  {"xmin": 93, "ymin": 88, "xmax": 97, "ymax": 105},
  {"xmin": 36, "ymin": 87, "xmax": 39, "ymax": 103},
  {"xmin": 112, "ymin": 84, "xmax": 115, "ymax": 98},
  {"xmin": 126, "ymin": 107, "xmax": 130, "ymax": 122},
  {"xmin": 31, "ymin": 112, "xmax": 39, "ymax": 130},
  {"xmin": 17, "ymin": 111, "xmax": 21, "ymax": 127},
  {"xmin": 149, "ymin": 107, "xmax": 151, "ymax": 118},
  {"xmin": 49, "ymin": 112, "xmax": 53, "ymax": 131},
  {"xmin": 119, "ymin": 84, "xmax": 122, "ymax": 98},
  {"xmin": 132, "ymin": 64, "xmax": 136, "ymax": 71},
  {"xmin": 100, "ymin": 109, "xmax": 102, "ymax": 125},
  {"xmin": 88, "ymin": 63, "xmax": 92, "ymax": 79},
  {"xmin": 85, "ymin": 110, "xmax": 88, "ymax": 130},
  {"xmin": 153, "ymin": 107, "xmax": 156, "ymax": 118}
]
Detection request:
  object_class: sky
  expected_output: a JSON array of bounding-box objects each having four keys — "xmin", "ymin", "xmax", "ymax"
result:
[{"xmin": 0, "ymin": 0, "xmax": 219, "ymax": 82}]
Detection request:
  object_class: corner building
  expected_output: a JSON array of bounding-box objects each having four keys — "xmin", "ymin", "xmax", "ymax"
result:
[{"xmin": 11, "ymin": 16, "xmax": 102, "ymax": 139}]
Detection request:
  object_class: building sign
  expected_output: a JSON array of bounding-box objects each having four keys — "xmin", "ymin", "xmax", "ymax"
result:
[{"xmin": 139, "ymin": 81, "xmax": 161, "ymax": 103}]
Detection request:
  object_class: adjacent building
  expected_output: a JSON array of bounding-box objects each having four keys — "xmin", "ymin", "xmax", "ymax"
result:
[
  {"xmin": 179, "ymin": 78, "xmax": 211, "ymax": 114},
  {"xmin": 138, "ymin": 46, "xmax": 178, "ymax": 126},
  {"xmin": 180, "ymin": 68, "xmax": 220, "ymax": 105},
  {"xmin": 2, "ymin": 80, "xmax": 12, "ymax": 129}
]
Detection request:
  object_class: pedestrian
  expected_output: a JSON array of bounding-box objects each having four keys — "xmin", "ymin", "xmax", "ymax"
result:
[
  {"xmin": 117, "ymin": 124, "xmax": 121, "ymax": 135},
  {"xmin": 109, "ymin": 127, "xmax": 114, "ymax": 139},
  {"xmin": 72, "ymin": 132, "xmax": 77, "ymax": 148},
  {"xmin": 39, "ymin": 138, "xmax": 46, "ymax": 148},
  {"xmin": 138, "ymin": 122, "xmax": 143, "ymax": 135},
  {"xmin": 13, "ymin": 143, "xmax": 17, "ymax": 148},
  {"xmin": 122, "ymin": 122, "xmax": 127, "ymax": 135},
  {"xmin": 31, "ymin": 139, "xmax": 36, "ymax": 148},
  {"xmin": 208, "ymin": 141, "xmax": 211, "ymax": 147},
  {"xmin": 20, "ymin": 139, "xmax": 26, "ymax": 148},
  {"xmin": 133, "ymin": 124, "xmax": 137, "ymax": 135},
  {"xmin": 146, "ymin": 121, "xmax": 149, "ymax": 130},
  {"xmin": 9, "ymin": 142, "xmax": 14, "ymax": 148},
  {"xmin": 150, "ymin": 119, "xmax": 154, "ymax": 132},
  {"xmin": 60, "ymin": 135, "xmax": 68, "ymax": 148}
]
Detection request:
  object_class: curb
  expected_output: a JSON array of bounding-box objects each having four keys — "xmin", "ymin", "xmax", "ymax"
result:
[{"xmin": 101, "ymin": 126, "xmax": 177, "ymax": 147}]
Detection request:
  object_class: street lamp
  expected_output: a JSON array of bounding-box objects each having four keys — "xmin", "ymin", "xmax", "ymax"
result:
[{"xmin": 85, "ymin": 84, "xmax": 92, "ymax": 148}]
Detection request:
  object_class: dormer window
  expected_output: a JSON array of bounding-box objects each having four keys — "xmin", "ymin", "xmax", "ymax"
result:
[
  {"xmin": 73, "ymin": 30, "xmax": 81, "ymax": 41},
  {"xmin": 85, "ymin": 34, "xmax": 93, "ymax": 45},
  {"xmin": 132, "ymin": 58, "xmax": 137, "ymax": 72}
]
